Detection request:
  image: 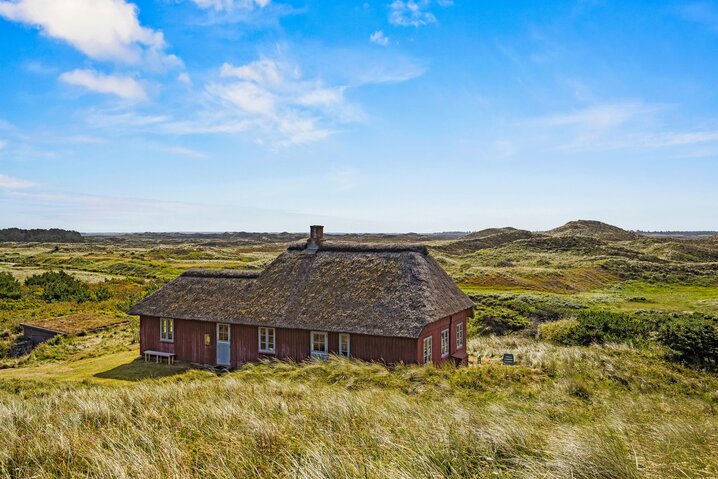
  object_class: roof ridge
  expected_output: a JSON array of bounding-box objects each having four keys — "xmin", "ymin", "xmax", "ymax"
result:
[
  {"xmin": 181, "ymin": 269, "xmax": 262, "ymax": 279},
  {"xmin": 287, "ymin": 240, "xmax": 428, "ymax": 254}
]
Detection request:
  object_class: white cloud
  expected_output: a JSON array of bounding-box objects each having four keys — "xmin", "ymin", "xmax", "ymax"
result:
[
  {"xmin": 388, "ymin": 0, "xmax": 436, "ymax": 27},
  {"xmin": 178, "ymin": 72, "xmax": 193, "ymax": 85},
  {"xmin": 60, "ymin": 69, "xmax": 147, "ymax": 101},
  {"xmin": 81, "ymin": 54, "xmax": 423, "ymax": 147},
  {"xmin": 158, "ymin": 145, "xmax": 208, "ymax": 159},
  {"xmin": 534, "ymin": 102, "xmax": 652, "ymax": 131},
  {"xmin": 296, "ymin": 87, "xmax": 344, "ymax": 107},
  {"xmin": 220, "ymin": 59, "xmax": 284, "ymax": 86},
  {"xmin": 0, "ymin": 0, "xmax": 179, "ymax": 66},
  {"xmin": 528, "ymin": 101, "xmax": 718, "ymax": 152},
  {"xmin": 205, "ymin": 59, "xmax": 357, "ymax": 145},
  {"xmin": 190, "ymin": 0, "xmax": 270, "ymax": 12},
  {"xmin": 369, "ymin": 30, "xmax": 389, "ymax": 46},
  {"xmin": 0, "ymin": 174, "xmax": 36, "ymax": 189}
]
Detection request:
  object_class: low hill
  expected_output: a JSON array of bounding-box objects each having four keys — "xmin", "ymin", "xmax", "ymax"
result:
[
  {"xmin": 546, "ymin": 220, "xmax": 639, "ymax": 241},
  {"xmin": 0, "ymin": 228, "xmax": 83, "ymax": 243},
  {"xmin": 436, "ymin": 227, "xmax": 535, "ymax": 255}
]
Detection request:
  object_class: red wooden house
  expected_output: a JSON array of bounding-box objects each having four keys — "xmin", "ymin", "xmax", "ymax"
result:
[{"xmin": 130, "ymin": 226, "xmax": 474, "ymax": 367}]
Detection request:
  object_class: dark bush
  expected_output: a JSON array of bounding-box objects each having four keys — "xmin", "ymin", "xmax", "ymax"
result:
[
  {"xmin": 25, "ymin": 270, "xmax": 73, "ymax": 287},
  {"xmin": 472, "ymin": 304, "xmax": 531, "ymax": 335},
  {"xmin": 571, "ymin": 310, "xmax": 646, "ymax": 345},
  {"xmin": 0, "ymin": 272, "xmax": 21, "ymax": 299},
  {"xmin": 93, "ymin": 284, "xmax": 112, "ymax": 301},
  {"xmin": 657, "ymin": 319, "xmax": 718, "ymax": 369},
  {"xmin": 26, "ymin": 270, "xmax": 91, "ymax": 302}
]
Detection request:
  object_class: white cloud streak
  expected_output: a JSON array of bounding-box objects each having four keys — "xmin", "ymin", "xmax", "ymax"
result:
[
  {"xmin": 59, "ymin": 69, "xmax": 147, "ymax": 101},
  {"xmin": 0, "ymin": 174, "xmax": 36, "ymax": 189},
  {"xmin": 158, "ymin": 145, "xmax": 208, "ymax": 159},
  {"xmin": 191, "ymin": 0, "xmax": 270, "ymax": 12},
  {"xmin": 0, "ymin": 0, "xmax": 180, "ymax": 67}
]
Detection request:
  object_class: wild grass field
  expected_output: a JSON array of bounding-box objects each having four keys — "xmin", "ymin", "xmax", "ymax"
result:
[{"xmin": 0, "ymin": 222, "xmax": 716, "ymax": 478}]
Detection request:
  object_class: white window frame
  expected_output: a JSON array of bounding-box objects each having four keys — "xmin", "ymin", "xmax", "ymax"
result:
[
  {"xmin": 160, "ymin": 318, "xmax": 174, "ymax": 343},
  {"xmin": 310, "ymin": 331, "xmax": 328, "ymax": 359},
  {"xmin": 456, "ymin": 322, "xmax": 464, "ymax": 349},
  {"xmin": 217, "ymin": 323, "xmax": 230, "ymax": 343},
  {"xmin": 422, "ymin": 336, "xmax": 432, "ymax": 364},
  {"xmin": 338, "ymin": 333, "xmax": 350, "ymax": 357},
  {"xmin": 441, "ymin": 328, "xmax": 450, "ymax": 357},
  {"xmin": 258, "ymin": 327, "xmax": 276, "ymax": 354}
]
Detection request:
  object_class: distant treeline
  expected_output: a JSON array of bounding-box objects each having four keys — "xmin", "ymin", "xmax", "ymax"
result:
[{"xmin": 0, "ymin": 228, "xmax": 83, "ymax": 243}]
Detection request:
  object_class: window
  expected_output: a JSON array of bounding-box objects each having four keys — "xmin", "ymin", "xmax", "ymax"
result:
[
  {"xmin": 422, "ymin": 336, "xmax": 432, "ymax": 364},
  {"xmin": 311, "ymin": 331, "xmax": 328, "ymax": 359},
  {"xmin": 160, "ymin": 318, "xmax": 174, "ymax": 342},
  {"xmin": 441, "ymin": 329, "xmax": 450, "ymax": 357},
  {"xmin": 338, "ymin": 333, "xmax": 350, "ymax": 357},
  {"xmin": 217, "ymin": 323, "xmax": 230, "ymax": 342},
  {"xmin": 258, "ymin": 327, "xmax": 275, "ymax": 353},
  {"xmin": 456, "ymin": 322, "xmax": 464, "ymax": 349}
]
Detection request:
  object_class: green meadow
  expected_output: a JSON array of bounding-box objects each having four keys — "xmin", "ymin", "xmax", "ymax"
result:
[{"xmin": 0, "ymin": 224, "xmax": 716, "ymax": 478}]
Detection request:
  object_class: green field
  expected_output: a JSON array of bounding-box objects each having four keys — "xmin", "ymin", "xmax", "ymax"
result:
[{"xmin": 0, "ymin": 226, "xmax": 716, "ymax": 478}]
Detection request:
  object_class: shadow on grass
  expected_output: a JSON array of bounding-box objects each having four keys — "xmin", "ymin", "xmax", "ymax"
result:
[{"xmin": 94, "ymin": 358, "xmax": 190, "ymax": 381}]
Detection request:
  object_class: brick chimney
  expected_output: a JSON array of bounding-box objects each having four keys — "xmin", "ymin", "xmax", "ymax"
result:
[{"xmin": 307, "ymin": 225, "xmax": 324, "ymax": 250}]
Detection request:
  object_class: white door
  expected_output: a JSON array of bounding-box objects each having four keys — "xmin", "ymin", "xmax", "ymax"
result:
[{"xmin": 216, "ymin": 323, "xmax": 231, "ymax": 366}]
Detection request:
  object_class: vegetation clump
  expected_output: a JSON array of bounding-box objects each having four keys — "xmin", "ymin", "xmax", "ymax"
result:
[
  {"xmin": 25, "ymin": 270, "xmax": 92, "ymax": 302},
  {"xmin": 657, "ymin": 317, "xmax": 718, "ymax": 369},
  {"xmin": 0, "ymin": 272, "xmax": 21, "ymax": 299}
]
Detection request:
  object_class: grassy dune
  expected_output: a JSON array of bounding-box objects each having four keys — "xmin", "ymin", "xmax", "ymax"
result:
[
  {"xmin": 0, "ymin": 336, "xmax": 716, "ymax": 478},
  {"xmin": 0, "ymin": 228, "xmax": 716, "ymax": 478}
]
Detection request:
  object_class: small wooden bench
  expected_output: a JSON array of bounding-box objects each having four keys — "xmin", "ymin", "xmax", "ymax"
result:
[{"xmin": 143, "ymin": 350, "xmax": 176, "ymax": 364}]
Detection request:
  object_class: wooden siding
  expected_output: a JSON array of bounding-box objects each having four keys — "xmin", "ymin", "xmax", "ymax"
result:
[
  {"xmin": 141, "ymin": 316, "xmax": 216, "ymax": 365},
  {"xmin": 416, "ymin": 309, "xmax": 469, "ymax": 365},
  {"xmin": 140, "ymin": 309, "xmax": 470, "ymax": 367},
  {"xmin": 141, "ymin": 315, "xmax": 418, "ymax": 366}
]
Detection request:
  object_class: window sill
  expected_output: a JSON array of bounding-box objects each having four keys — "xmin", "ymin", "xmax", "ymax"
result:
[
  {"xmin": 258, "ymin": 350, "xmax": 276, "ymax": 355},
  {"xmin": 160, "ymin": 339, "xmax": 174, "ymax": 343},
  {"xmin": 441, "ymin": 353, "xmax": 449, "ymax": 358}
]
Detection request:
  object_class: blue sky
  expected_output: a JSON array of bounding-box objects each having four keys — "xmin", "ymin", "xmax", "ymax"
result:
[{"xmin": 1, "ymin": 0, "xmax": 717, "ymax": 232}]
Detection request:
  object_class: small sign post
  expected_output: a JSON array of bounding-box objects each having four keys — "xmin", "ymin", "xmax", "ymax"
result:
[{"xmin": 502, "ymin": 353, "xmax": 515, "ymax": 365}]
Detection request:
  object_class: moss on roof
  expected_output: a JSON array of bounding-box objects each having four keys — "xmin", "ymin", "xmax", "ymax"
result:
[{"xmin": 21, "ymin": 313, "xmax": 127, "ymax": 335}]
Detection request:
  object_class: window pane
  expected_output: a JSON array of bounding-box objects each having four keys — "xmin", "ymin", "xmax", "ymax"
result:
[
  {"xmin": 339, "ymin": 334, "xmax": 349, "ymax": 356},
  {"xmin": 312, "ymin": 332, "xmax": 327, "ymax": 353},
  {"xmin": 218, "ymin": 324, "xmax": 229, "ymax": 341}
]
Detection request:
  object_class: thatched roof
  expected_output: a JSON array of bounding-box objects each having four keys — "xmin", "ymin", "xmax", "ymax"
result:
[{"xmin": 130, "ymin": 241, "xmax": 473, "ymax": 338}]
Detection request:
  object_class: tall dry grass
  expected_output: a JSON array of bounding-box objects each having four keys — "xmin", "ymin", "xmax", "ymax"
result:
[{"xmin": 0, "ymin": 337, "xmax": 716, "ymax": 478}]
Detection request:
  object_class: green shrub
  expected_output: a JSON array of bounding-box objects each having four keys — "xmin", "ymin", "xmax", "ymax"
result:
[
  {"xmin": 540, "ymin": 311, "xmax": 645, "ymax": 346},
  {"xmin": 0, "ymin": 272, "xmax": 21, "ymax": 299},
  {"xmin": 93, "ymin": 284, "xmax": 112, "ymax": 301},
  {"xmin": 539, "ymin": 319, "xmax": 580, "ymax": 345},
  {"xmin": 26, "ymin": 270, "xmax": 91, "ymax": 302},
  {"xmin": 25, "ymin": 270, "xmax": 72, "ymax": 287},
  {"xmin": 43, "ymin": 278, "xmax": 91, "ymax": 302},
  {"xmin": 473, "ymin": 304, "xmax": 531, "ymax": 335},
  {"xmin": 657, "ymin": 319, "xmax": 718, "ymax": 369},
  {"xmin": 571, "ymin": 310, "xmax": 645, "ymax": 345}
]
